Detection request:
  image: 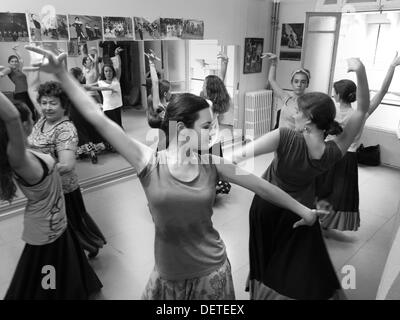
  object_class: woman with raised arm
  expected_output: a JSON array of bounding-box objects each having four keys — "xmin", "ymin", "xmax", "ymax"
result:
[
  {"xmin": 263, "ymin": 52, "xmax": 310, "ymax": 129},
  {"xmin": 316, "ymin": 52, "xmax": 400, "ymax": 234},
  {"xmin": 26, "ymin": 45, "xmax": 327, "ymax": 300},
  {"xmin": 200, "ymin": 52, "xmax": 232, "ymax": 195},
  {"xmin": 96, "ymin": 46, "xmax": 124, "ymax": 129},
  {"xmin": 232, "ymin": 58, "xmax": 370, "ymax": 300},
  {"xmin": 25, "ymin": 78, "xmax": 107, "ymax": 259},
  {"xmin": 0, "ymin": 45, "xmax": 38, "ymax": 121},
  {"xmin": 82, "ymin": 47, "xmax": 102, "ymax": 104},
  {"xmin": 0, "ymin": 93, "xmax": 102, "ymax": 299}
]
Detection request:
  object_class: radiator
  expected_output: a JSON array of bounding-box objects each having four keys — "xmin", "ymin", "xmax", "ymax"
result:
[{"xmin": 244, "ymin": 89, "xmax": 273, "ymax": 140}]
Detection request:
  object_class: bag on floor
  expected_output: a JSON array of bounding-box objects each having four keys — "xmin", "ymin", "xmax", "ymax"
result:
[{"xmin": 357, "ymin": 144, "xmax": 381, "ymax": 166}]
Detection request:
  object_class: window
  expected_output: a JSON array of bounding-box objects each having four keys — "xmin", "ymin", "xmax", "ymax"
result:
[{"xmin": 333, "ymin": 11, "xmax": 400, "ymax": 106}]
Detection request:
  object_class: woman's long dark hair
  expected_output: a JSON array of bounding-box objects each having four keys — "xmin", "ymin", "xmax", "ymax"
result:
[
  {"xmin": 0, "ymin": 101, "xmax": 31, "ymax": 203},
  {"xmin": 204, "ymin": 75, "xmax": 231, "ymax": 114}
]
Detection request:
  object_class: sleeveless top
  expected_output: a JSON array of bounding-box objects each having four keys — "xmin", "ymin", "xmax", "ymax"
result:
[
  {"xmin": 16, "ymin": 150, "xmax": 67, "ymax": 245},
  {"xmin": 264, "ymin": 128, "xmax": 343, "ymax": 207},
  {"xmin": 8, "ymin": 69, "xmax": 28, "ymax": 93},
  {"xmin": 278, "ymin": 95, "xmax": 298, "ymax": 129},
  {"xmin": 138, "ymin": 151, "xmax": 227, "ymax": 280},
  {"xmin": 28, "ymin": 117, "xmax": 79, "ymax": 194}
]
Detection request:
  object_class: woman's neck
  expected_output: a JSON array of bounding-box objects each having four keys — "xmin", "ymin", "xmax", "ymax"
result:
[
  {"xmin": 44, "ymin": 116, "xmax": 67, "ymax": 126},
  {"xmin": 302, "ymin": 127, "xmax": 326, "ymax": 159},
  {"xmin": 339, "ymin": 101, "xmax": 352, "ymax": 110}
]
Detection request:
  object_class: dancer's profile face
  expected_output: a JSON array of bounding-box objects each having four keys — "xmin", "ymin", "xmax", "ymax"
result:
[
  {"xmin": 178, "ymin": 107, "xmax": 213, "ymax": 152},
  {"xmin": 291, "ymin": 73, "xmax": 308, "ymax": 96},
  {"xmin": 332, "ymin": 88, "xmax": 340, "ymax": 103}
]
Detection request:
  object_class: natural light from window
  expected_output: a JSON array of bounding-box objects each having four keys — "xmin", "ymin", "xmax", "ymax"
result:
[{"xmin": 334, "ymin": 11, "xmax": 400, "ymax": 106}]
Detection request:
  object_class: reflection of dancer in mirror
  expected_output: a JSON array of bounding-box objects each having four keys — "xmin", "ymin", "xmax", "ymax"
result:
[
  {"xmin": 316, "ymin": 52, "xmax": 400, "ymax": 236},
  {"xmin": 0, "ymin": 92, "xmax": 102, "ymax": 299},
  {"xmin": 26, "ymin": 45, "xmax": 325, "ymax": 300},
  {"xmin": 70, "ymin": 67, "xmax": 105, "ymax": 164},
  {"xmin": 145, "ymin": 50, "xmax": 171, "ymax": 132},
  {"xmin": 263, "ymin": 52, "xmax": 310, "ymax": 129},
  {"xmin": 21, "ymin": 62, "xmax": 107, "ymax": 259},
  {"xmin": 0, "ymin": 45, "xmax": 38, "ymax": 121},
  {"xmin": 200, "ymin": 52, "xmax": 232, "ymax": 195},
  {"xmin": 232, "ymin": 58, "xmax": 371, "ymax": 300}
]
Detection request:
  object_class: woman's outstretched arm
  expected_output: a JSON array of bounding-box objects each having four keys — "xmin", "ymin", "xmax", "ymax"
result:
[
  {"xmin": 368, "ymin": 52, "xmax": 400, "ymax": 117},
  {"xmin": 262, "ymin": 52, "xmax": 290, "ymax": 100},
  {"xmin": 213, "ymin": 156, "xmax": 325, "ymax": 228},
  {"xmin": 25, "ymin": 45, "xmax": 154, "ymax": 174}
]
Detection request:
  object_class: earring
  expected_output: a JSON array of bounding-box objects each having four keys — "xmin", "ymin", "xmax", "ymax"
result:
[{"xmin": 303, "ymin": 126, "xmax": 310, "ymax": 133}]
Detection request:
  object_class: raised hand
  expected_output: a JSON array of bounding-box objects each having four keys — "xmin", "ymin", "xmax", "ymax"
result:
[
  {"xmin": 114, "ymin": 47, "xmax": 124, "ymax": 56},
  {"xmin": 217, "ymin": 52, "xmax": 229, "ymax": 62},
  {"xmin": 261, "ymin": 52, "xmax": 277, "ymax": 60},
  {"xmin": 24, "ymin": 45, "xmax": 67, "ymax": 75},
  {"xmin": 390, "ymin": 51, "xmax": 400, "ymax": 68},
  {"xmin": 347, "ymin": 57, "xmax": 364, "ymax": 73},
  {"xmin": 144, "ymin": 49, "xmax": 161, "ymax": 63}
]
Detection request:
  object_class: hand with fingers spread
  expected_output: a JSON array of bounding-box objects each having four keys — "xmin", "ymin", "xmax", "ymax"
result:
[
  {"xmin": 261, "ymin": 52, "xmax": 277, "ymax": 60},
  {"xmin": 24, "ymin": 45, "xmax": 67, "ymax": 75}
]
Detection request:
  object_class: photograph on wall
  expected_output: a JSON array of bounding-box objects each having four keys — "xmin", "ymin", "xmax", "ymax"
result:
[
  {"xmin": 0, "ymin": 12, "xmax": 29, "ymax": 42},
  {"xmin": 134, "ymin": 17, "xmax": 161, "ymax": 40},
  {"xmin": 27, "ymin": 12, "xmax": 69, "ymax": 42},
  {"xmin": 68, "ymin": 14, "xmax": 102, "ymax": 43},
  {"xmin": 243, "ymin": 38, "xmax": 264, "ymax": 74},
  {"xmin": 279, "ymin": 23, "xmax": 304, "ymax": 61},
  {"xmin": 182, "ymin": 19, "xmax": 204, "ymax": 39},
  {"xmin": 159, "ymin": 18, "xmax": 183, "ymax": 40},
  {"xmin": 103, "ymin": 16, "xmax": 134, "ymax": 41}
]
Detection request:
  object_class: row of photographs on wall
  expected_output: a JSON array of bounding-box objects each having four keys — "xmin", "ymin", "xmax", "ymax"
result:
[{"xmin": 0, "ymin": 12, "xmax": 205, "ymax": 43}]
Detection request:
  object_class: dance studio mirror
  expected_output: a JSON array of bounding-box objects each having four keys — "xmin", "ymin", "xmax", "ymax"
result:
[{"xmin": 0, "ymin": 39, "xmax": 239, "ymax": 219}]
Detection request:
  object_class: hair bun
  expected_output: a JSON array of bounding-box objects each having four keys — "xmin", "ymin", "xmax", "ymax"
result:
[
  {"xmin": 326, "ymin": 120, "xmax": 343, "ymax": 136},
  {"xmin": 347, "ymin": 91, "xmax": 357, "ymax": 103}
]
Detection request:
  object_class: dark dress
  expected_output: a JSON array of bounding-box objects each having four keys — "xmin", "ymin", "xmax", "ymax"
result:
[
  {"xmin": 247, "ymin": 127, "xmax": 344, "ymax": 300},
  {"xmin": 5, "ymin": 151, "xmax": 102, "ymax": 299}
]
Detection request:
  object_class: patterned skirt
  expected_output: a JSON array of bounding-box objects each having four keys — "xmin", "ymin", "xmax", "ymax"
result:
[
  {"xmin": 4, "ymin": 227, "xmax": 102, "ymax": 300},
  {"xmin": 316, "ymin": 151, "xmax": 360, "ymax": 231},
  {"xmin": 141, "ymin": 259, "xmax": 235, "ymax": 300}
]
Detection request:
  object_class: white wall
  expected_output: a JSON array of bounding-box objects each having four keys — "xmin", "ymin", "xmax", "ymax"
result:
[
  {"xmin": 276, "ymin": 0, "xmax": 317, "ymax": 90},
  {"xmin": 0, "ymin": 0, "xmax": 271, "ymax": 131}
]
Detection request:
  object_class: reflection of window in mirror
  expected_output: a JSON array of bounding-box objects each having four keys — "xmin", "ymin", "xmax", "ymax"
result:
[{"xmin": 334, "ymin": 12, "xmax": 400, "ymax": 106}]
